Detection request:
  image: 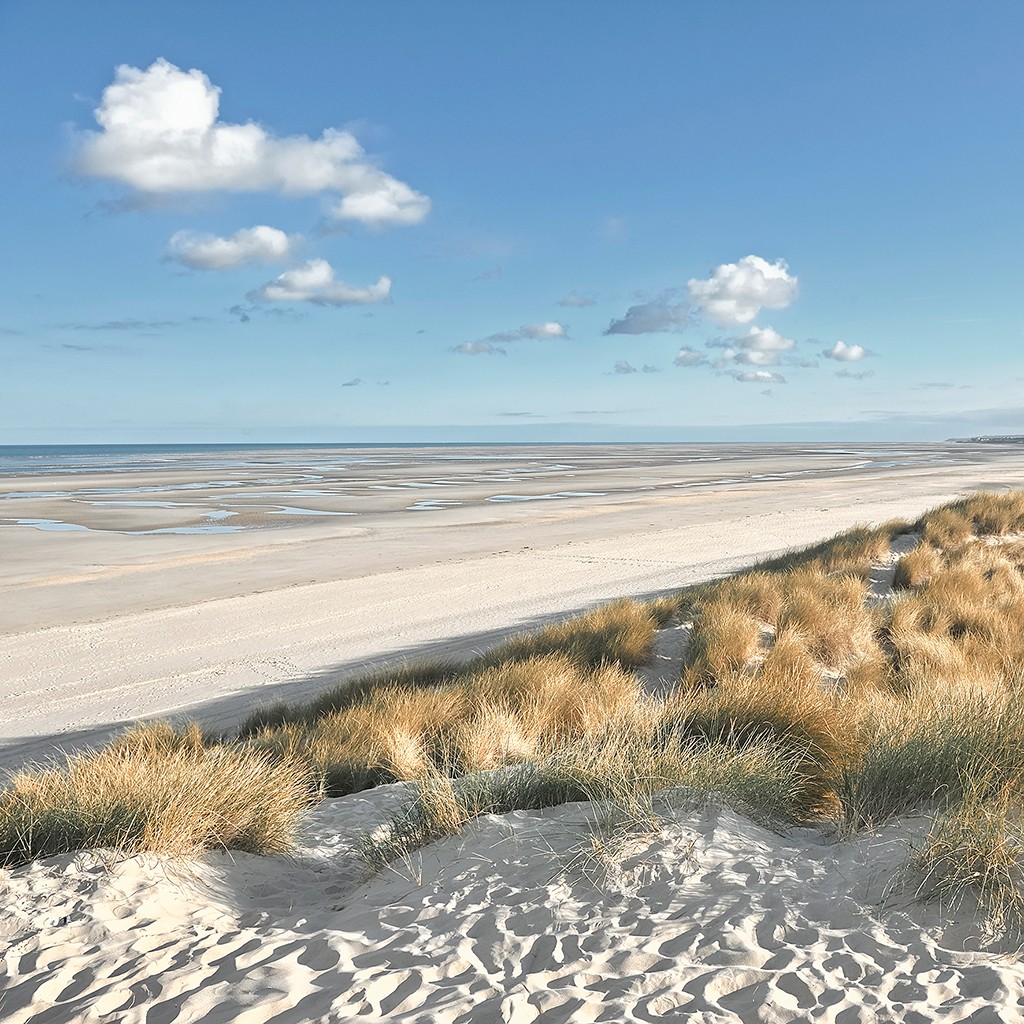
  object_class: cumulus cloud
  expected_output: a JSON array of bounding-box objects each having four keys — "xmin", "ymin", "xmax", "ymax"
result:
[
  {"xmin": 248, "ymin": 259, "xmax": 391, "ymax": 305},
  {"xmin": 74, "ymin": 59, "xmax": 430, "ymax": 227},
  {"xmin": 604, "ymin": 293, "xmax": 691, "ymax": 335},
  {"xmin": 836, "ymin": 369, "xmax": 874, "ymax": 380},
  {"xmin": 642, "ymin": 364, "xmax": 660, "ymax": 374},
  {"xmin": 451, "ymin": 341, "xmax": 505, "ymax": 356},
  {"xmin": 166, "ymin": 225, "xmax": 297, "ymax": 270},
  {"xmin": 558, "ymin": 291, "xmax": 596, "ymax": 308},
  {"xmin": 613, "ymin": 361, "xmax": 637, "ymax": 374},
  {"xmin": 822, "ymin": 340, "xmax": 869, "ymax": 361},
  {"xmin": 709, "ymin": 326, "xmax": 797, "ymax": 368},
  {"xmin": 673, "ymin": 346, "xmax": 708, "ymax": 367},
  {"xmin": 732, "ymin": 369, "xmax": 786, "ymax": 384},
  {"xmin": 688, "ymin": 256, "xmax": 798, "ymax": 328}
]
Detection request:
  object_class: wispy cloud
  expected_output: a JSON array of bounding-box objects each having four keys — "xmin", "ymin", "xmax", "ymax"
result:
[
  {"xmin": 674, "ymin": 346, "xmax": 708, "ymax": 367},
  {"xmin": 341, "ymin": 377, "xmax": 362, "ymax": 387},
  {"xmin": 731, "ymin": 369, "xmax": 786, "ymax": 384},
  {"xmin": 60, "ymin": 317, "xmax": 184, "ymax": 331},
  {"xmin": 837, "ymin": 369, "xmax": 875, "ymax": 381},
  {"xmin": 558, "ymin": 291, "xmax": 596, "ymax": 308},
  {"xmin": 450, "ymin": 340, "xmax": 506, "ymax": 356},
  {"xmin": 487, "ymin": 322, "xmax": 568, "ymax": 343},
  {"xmin": 452, "ymin": 321, "xmax": 568, "ymax": 355},
  {"xmin": 604, "ymin": 291, "xmax": 691, "ymax": 335}
]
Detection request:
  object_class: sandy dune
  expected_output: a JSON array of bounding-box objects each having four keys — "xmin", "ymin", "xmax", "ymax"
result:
[
  {"xmin": 3, "ymin": 786, "xmax": 1018, "ymax": 1023},
  {"xmin": 5, "ymin": 444, "xmax": 1024, "ymax": 1021}
]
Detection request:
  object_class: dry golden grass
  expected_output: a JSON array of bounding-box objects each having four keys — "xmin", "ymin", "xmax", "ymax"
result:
[
  {"xmin": 920, "ymin": 507, "xmax": 975, "ymax": 549},
  {"xmin": 681, "ymin": 600, "xmax": 762, "ymax": 687},
  {"xmin": 776, "ymin": 567, "xmax": 872, "ymax": 670},
  {"xmin": 480, "ymin": 599, "xmax": 658, "ymax": 670},
  {"xmin": 892, "ymin": 542, "xmax": 943, "ymax": 590},
  {"xmin": 0, "ymin": 724, "xmax": 312, "ymax": 866},
  {"xmin": 16, "ymin": 488, "xmax": 1024, "ymax": 903}
]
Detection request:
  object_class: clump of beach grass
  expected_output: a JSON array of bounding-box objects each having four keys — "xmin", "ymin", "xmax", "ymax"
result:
[
  {"xmin": 479, "ymin": 598, "xmax": 659, "ymax": 670},
  {"xmin": 0, "ymin": 723, "xmax": 311, "ymax": 866},
  {"xmin": 914, "ymin": 777, "xmax": 1024, "ymax": 937}
]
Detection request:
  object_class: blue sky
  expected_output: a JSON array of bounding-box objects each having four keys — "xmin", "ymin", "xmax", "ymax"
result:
[{"xmin": 2, "ymin": 2, "xmax": 1022, "ymax": 443}]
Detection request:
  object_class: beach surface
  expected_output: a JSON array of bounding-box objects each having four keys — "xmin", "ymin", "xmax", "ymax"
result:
[
  {"xmin": 5, "ymin": 441, "xmax": 1024, "ymax": 1023},
  {"xmin": 3, "ymin": 441, "xmax": 1024, "ymax": 768},
  {"xmin": 6, "ymin": 786, "xmax": 1022, "ymax": 1024}
]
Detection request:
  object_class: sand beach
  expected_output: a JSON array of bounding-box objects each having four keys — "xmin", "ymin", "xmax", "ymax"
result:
[
  {"xmin": 5, "ymin": 442, "xmax": 1024, "ymax": 1022},
  {"xmin": 2, "ymin": 441, "xmax": 1023, "ymax": 770}
]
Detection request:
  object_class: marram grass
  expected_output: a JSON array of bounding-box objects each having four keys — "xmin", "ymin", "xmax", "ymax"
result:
[{"xmin": 8, "ymin": 490, "xmax": 1024, "ymax": 936}]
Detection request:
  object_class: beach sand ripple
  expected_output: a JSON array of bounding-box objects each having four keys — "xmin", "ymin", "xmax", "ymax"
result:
[{"xmin": 2, "ymin": 787, "xmax": 1019, "ymax": 1023}]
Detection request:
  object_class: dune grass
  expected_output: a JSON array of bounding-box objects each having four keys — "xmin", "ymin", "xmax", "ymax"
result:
[
  {"xmin": 914, "ymin": 776, "xmax": 1024, "ymax": 937},
  {"xmin": 0, "ymin": 724, "xmax": 311, "ymax": 867},
  {"xmin": 9, "ymin": 490, "xmax": 1024, "ymax": 934}
]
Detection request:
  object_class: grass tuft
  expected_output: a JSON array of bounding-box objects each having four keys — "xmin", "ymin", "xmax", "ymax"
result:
[{"xmin": 0, "ymin": 726, "xmax": 311, "ymax": 867}]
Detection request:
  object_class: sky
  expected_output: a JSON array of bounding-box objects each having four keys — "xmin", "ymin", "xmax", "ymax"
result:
[{"xmin": 2, "ymin": 1, "xmax": 1023, "ymax": 443}]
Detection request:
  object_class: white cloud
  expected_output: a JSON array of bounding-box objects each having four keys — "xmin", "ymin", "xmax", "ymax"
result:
[
  {"xmin": 674, "ymin": 346, "xmax": 708, "ymax": 367},
  {"xmin": 75, "ymin": 59, "xmax": 429, "ymax": 227},
  {"xmin": 166, "ymin": 225, "xmax": 297, "ymax": 270},
  {"xmin": 521, "ymin": 321, "xmax": 568, "ymax": 340},
  {"xmin": 688, "ymin": 256, "xmax": 798, "ymax": 328},
  {"xmin": 736, "ymin": 325, "xmax": 795, "ymax": 352},
  {"xmin": 732, "ymin": 369, "xmax": 786, "ymax": 384},
  {"xmin": 710, "ymin": 326, "xmax": 797, "ymax": 368},
  {"xmin": 249, "ymin": 259, "xmax": 391, "ymax": 305},
  {"xmin": 451, "ymin": 340, "xmax": 505, "ymax": 355},
  {"xmin": 837, "ymin": 369, "xmax": 875, "ymax": 380},
  {"xmin": 613, "ymin": 361, "xmax": 637, "ymax": 374},
  {"xmin": 822, "ymin": 340, "xmax": 870, "ymax": 361}
]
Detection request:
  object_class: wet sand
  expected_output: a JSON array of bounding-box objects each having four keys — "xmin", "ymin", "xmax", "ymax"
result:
[{"xmin": 2, "ymin": 442, "xmax": 1022, "ymax": 768}]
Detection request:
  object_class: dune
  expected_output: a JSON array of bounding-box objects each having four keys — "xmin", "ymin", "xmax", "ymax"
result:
[
  {"xmin": 3, "ymin": 786, "xmax": 1019, "ymax": 1023},
  {"xmin": 6, "ymin": 466, "xmax": 1024, "ymax": 1020}
]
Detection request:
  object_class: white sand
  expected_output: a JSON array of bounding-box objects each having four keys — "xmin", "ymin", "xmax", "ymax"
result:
[
  {"xmin": 5, "ymin": 445, "xmax": 1024, "ymax": 1020},
  {"xmin": 3, "ymin": 787, "xmax": 1019, "ymax": 1023}
]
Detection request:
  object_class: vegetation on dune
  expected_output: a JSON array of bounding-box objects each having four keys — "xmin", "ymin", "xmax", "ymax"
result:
[
  {"xmin": 0, "ymin": 724, "xmax": 310, "ymax": 867},
  {"xmin": 8, "ymin": 489, "xmax": 1024, "ymax": 935}
]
